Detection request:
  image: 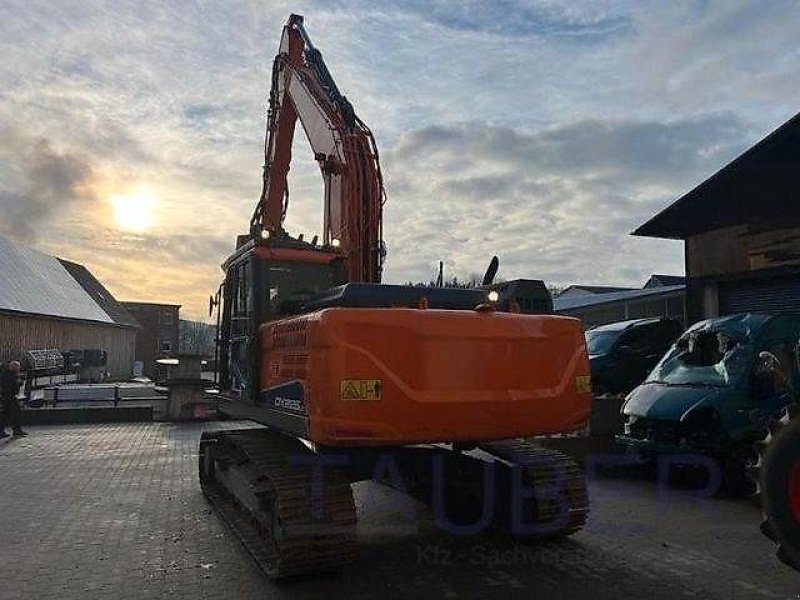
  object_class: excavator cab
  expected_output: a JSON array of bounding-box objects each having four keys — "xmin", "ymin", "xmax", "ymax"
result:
[{"xmin": 217, "ymin": 234, "xmax": 346, "ymax": 400}]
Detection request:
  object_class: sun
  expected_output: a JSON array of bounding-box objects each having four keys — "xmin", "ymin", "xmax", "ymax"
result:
[{"xmin": 110, "ymin": 190, "xmax": 157, "ymax": 232}]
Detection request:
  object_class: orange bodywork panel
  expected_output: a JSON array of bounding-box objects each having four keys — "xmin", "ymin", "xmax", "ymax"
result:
[
  {"xmin": 259, "ymin": 308, "xmax": 590, "ymax": 447},
  {"xmin": 252, "ymin": 245, "xmax": 340, "ymax": 265}
]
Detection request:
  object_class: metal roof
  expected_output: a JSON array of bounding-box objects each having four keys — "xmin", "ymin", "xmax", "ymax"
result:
[
  {"xmin": 558, "ymin": 285, "xmax": 636, "ymax": 297},
  {"xmin": 121, "ymin": 301, "xmax": 181, "ymax": 309},
  {"xmin": 634, "ymin": 111, "xmax": 800, "ymax": 240},
  {"xmin": 554, "ymin": 283, "xmax": 685, "ymax": 312},
  {"xmin": 0, "ymin": 235, "xmax": 115, "ymax": 324},
  {"xmin": 644, "ymin": 274, "xmax": 686, "ymax": 287},
  {"xmin": 59, "ymin": 259, "xmax": 139, "ymax": 328}
]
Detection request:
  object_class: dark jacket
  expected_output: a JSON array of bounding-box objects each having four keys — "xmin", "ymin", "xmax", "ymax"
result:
[{"xmin": 1, "ymin": 368, "xmax": 23, "ymax": 401}]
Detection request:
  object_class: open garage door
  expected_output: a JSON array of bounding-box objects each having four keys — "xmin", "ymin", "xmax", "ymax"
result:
[{"xmin": 720, "ymin": 276, "xmax": 800, "ymax": 315}]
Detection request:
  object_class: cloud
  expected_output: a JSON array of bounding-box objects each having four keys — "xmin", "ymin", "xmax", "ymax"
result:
[
  {"xmin": 0, "ymin": 132, "xmax": 95, "ymax": 243},
  {"xmin": 380, "ymin": 114, "xmax": 749, "ymax": 286},
  {"xmin": 390, "ymin": 115, "xmax": 748, "ymax": 182},
  {"xmin": 1, "ymin": 0, "xmax": 799, "ymax": 315},
  {"xmin": 327, "ymin": 0, "xmax": 634, "ymax": 38},
  {"xmin": 622, "ymin": 1, "xmax": 800, "ymax": 124},
  {"xmin": 51, "ymin": 229, "xmax": 234, "ymax": 320}
]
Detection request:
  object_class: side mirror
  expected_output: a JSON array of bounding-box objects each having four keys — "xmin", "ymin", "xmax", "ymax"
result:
[{"xmin": 208, "ymin": 294, "xmax": 220, "ymax": 318}]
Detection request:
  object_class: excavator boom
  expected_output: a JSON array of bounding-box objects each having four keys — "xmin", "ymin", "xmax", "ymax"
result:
[{"xmin": 251, "ymin": 14, "xmax": 384, "ymax": 283}]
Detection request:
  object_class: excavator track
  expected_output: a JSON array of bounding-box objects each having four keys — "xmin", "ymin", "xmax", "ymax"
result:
[
  {"xmin": 479, "ymin": 439, "xmax": 590, "ymax": 538},
  {"xmin": 366, "ymin": 440, "xmax": 590, "ymax": 539},
  {"xmin": 756, "ymin": 406, "xmax": 800, "ymax": 572},
  {"xmin": 198, "ymin": 428, "xmax": 357, "ymax": 579}
]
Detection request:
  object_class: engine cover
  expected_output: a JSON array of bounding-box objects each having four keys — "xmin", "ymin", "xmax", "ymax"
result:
[{"xmin": 257, "ymin": 307, "xmax": 590, "ymax": 446}]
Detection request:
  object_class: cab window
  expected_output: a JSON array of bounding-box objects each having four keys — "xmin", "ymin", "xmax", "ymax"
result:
[{"xmin": 619, "ymin": 324, "xmax": 658, "ymax": 354}]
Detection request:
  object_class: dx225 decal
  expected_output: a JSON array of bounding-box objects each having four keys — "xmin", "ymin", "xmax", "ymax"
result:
[{"xmin": 258, "ymin": 380, "xmax": 306, "ymax": 415}]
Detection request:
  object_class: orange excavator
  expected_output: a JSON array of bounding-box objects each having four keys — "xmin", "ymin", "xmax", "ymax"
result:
[{"xmin": 201, "ymin": 14, "xmax": 591, "ymax": 579}]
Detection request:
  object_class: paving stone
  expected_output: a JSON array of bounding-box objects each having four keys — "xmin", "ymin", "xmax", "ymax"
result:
[{"xmin": 0, "ymin": 423, "xmax": 797, "ymax": 600}]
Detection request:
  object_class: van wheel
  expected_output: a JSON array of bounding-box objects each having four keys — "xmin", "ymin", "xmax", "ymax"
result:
[{"xmin": 724, "ymin": 443, "xmax": 758, "ymax": 497}]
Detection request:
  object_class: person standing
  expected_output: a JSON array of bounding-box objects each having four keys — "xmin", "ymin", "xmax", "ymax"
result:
[{"xmin": 1, "ymin": 361, "xmax": 27, "ymax": 438}]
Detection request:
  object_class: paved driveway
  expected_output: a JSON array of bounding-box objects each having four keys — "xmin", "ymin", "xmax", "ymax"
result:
[{"xmin": 0, "ymin": 422, "xmax": 796, "ymax": 599}]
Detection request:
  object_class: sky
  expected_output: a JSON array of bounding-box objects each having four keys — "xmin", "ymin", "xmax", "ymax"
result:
[{"xmin": 1, "ymin": 0, "xmax": 799, "ymax": 318}]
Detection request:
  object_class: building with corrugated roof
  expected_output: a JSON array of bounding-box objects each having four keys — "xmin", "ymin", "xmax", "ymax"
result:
[
  {"xmin": 0, "ymin": 235, "xmax": 138, "ymax": 379},
  {"xmin": 554, "ymin": 275, "xmax": 685, "ymax": 329}
]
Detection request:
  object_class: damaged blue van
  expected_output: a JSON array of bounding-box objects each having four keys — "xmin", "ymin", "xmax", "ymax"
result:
[{"xmin": 616, "ymin": 313, "xmax": 800, "ymax": 494}]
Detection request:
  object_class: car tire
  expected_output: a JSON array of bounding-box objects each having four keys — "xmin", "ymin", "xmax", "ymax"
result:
[{"xmin": 723, "ymin": 442, "xmax": 759, "ymax": 497}]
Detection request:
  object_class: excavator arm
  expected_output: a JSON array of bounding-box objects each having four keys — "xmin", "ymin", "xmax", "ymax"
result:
[{"xmin": 250, "ymin": 14, "xmax": 385, "ymax": 283}]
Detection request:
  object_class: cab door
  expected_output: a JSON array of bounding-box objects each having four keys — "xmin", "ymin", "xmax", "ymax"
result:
[{"xmin": 220, "ymin": 255, "xmax": 261, "ymax": 402}]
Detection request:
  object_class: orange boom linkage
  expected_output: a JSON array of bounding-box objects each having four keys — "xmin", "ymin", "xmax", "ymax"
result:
[
  {"xmin": 201, "ymin": 14, "xmax": 592, "ymax": 580},
  {"xmin": 250, "ymin": 13, "xmax": 384, "ymax": 283}
]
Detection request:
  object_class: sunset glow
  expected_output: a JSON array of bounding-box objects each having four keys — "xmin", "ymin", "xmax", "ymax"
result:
[{"xmin": 110, "ymin": 190, "xmax": 157, "ymax": 232}]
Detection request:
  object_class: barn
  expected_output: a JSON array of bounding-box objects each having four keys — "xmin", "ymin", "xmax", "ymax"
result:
[
  {"xmin": 0, "ymin": 235, "xmax": 138, "ymax": 379},
  {"xmin": 635, "ymin": 111, "xmax": 800, "ymax": 323}
]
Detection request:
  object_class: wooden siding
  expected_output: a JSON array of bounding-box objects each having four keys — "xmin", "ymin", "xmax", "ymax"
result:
[
  {"xmin": 687, "ymin": 225, "xmax": 800, "ymax": 278},
  {"xmin": 0, "ymin": 313, "xmax": 135, "ymax": 380}
]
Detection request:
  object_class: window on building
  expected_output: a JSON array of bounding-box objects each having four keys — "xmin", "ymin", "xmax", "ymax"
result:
[
  {"xmin": 667, "ymin": 296, "xmax": 686, "ymax": 323},
  {"xmin": 162, "ymin": 312, "xmax": 174, "ymax": 326},
  {"xmin": 160, "ymin": 340, "xmax": 172, "ymax": 353}
]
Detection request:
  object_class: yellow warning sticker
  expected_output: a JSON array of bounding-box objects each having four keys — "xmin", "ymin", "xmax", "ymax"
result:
[
  {"xmin": 576, "ymin": 375, "xmax": 592, "ymax": 394},
  {"xmin": 340, "ymin": 379, "xmax": 382, "ymax": 401}
]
